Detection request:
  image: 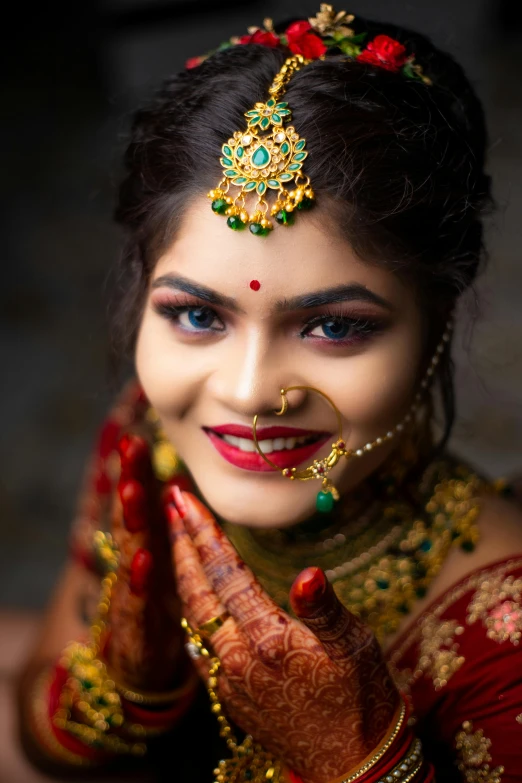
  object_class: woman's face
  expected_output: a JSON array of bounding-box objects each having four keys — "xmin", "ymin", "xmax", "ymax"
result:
[{"xmin": 136, "ymin": 196, "xmax": 425, "ymax": 528}]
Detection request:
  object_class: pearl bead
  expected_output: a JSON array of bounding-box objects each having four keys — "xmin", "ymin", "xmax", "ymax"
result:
[
  {"xmin": 396, "ymin": 423, "xmax": 404, "ymax": 432},
  {"xmin": 364, "ymin": 443, "xmax": 373, "ymax": 451},
  {"xmin": 356, "ymin": 449, "xmax": 364, "ymax": 457},
  {"xmin": 386, "ymin": 431, "xmax": 394, "ymax": 439}
]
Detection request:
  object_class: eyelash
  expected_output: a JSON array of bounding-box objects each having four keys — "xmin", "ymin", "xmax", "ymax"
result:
[{"xmin": 153, "ymin": 301, "xmax": 384, "ymax": 347}]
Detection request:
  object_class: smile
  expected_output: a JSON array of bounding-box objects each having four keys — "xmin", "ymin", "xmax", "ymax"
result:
[{"xmin": 203, "ymin": 425, "xmax": 332, "ymax": 472}]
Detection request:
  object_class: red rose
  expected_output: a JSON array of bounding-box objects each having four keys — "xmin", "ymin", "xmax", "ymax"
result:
[
  {"xmin": 285, "ymin": 19, "xmax": 327, "ymax": 60},
  {"xmin": 356, "ymin": 34, "xmax": 408, "ymax": 72},
  {"xmin": 240, "ymin": 29, "xmax": 280, "ymax": 47},
  {"xmin": 185, "ymin": 55, "xmax": 205, "ymax": 69}
]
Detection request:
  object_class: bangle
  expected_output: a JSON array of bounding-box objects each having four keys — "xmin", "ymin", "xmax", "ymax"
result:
[{"xmin": 110, "ymin": 665, "xmax": 199, "ymax": 706}]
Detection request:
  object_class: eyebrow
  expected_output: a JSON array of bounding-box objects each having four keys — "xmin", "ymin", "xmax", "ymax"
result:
[{"xmin": 152, "ymin": 274, "xmax": 393, "ymax": 313}]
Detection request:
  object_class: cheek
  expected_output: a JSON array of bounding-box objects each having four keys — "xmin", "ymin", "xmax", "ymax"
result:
[
  {"xmin": 135, "ymin": 311, "xmax": 199, "ymax": 418},
  {"xmin": 335, "ymin": 328, "xmax": 422, "ymax": 431}
]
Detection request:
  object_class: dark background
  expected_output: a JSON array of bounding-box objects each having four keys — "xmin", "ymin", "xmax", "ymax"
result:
[{"xmin": 1, "ymin": 0, "xmax": 522, "ymax": 611}]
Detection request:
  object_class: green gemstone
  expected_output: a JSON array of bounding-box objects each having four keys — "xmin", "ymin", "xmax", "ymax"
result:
[
  {"xmin": 276, "ymin": 101, "xmax": 288, "ymax": 109},
  {"xmin": 297, "ymin": 197, "xmax": 314, "ymax": 210},
  {"xmin": 293, "ymin": 152, "xmax": 307, "ymax": 162},
  {"xmin": 288, "ymin": 163, "xmax": 302, "ymax": 171},
  {"xmin": 220, "ymin": 156, "xmax": 233, "ymax": 167},
  {"xmin": 280, "ymin": 142, "xmax": 290, "ymax": 155},
  {"xmin": 267, "ymin": 98, "xmax": 276, "ymax": 108},
  {"xmin": 224, "ymin": 169, "xmax": 238, "ymax": 177},
  {"xmin": 278, "ymin": 109, "xmax": 291, "ymax": 116},
  {"xmin": 461, "ymin": 540, "xmax": 476, "ymax": 552},
  {"xmin": 260, "ymin": 117, "xmax": 270, "ymax": 130},
  {"xmin": 232, "ymin": 177, "xmax": 247, "ymax": 185},
  {"xmin": 211, "ymin": 198, "xmax": 228, "ymax": 215},
  {"xmin": 222, "ymin": 145, "xmax": 233, "ymax": 156},
  {"xmin": 376, "ymin": 579, "xmax": 389, "ymax": 590},
  {"xmin": 272, "ymin": 113, "xmax": 282, "ymax": 124},
  {"xmin": 248, "ymin": 117, "xmax": 260, "ymax": 126},
  {"xmin": 252, "ymin": 145, "xmax": 271, "ymax": 168},
  {"xmin": 236, "ymin": 146, "xmax": 244, "ymax": 158},
  {"xmin": 419, "ymin": 539, "xmax": 432, "ymax": 552},
  {"xmin": 316, "ymin": 491, "xmax": 334, "ymax": 513},
  {"xmin": 295, "ymin": 140, "xmax": 306, "ymax": 151},
  {"xmin": 275, "ymin": 209, "xmax": 295, "ymax": 226},
  {"xmin": 279, "ymin": 173, "xmax": 293, "ymax": 181},
  {"xmin": 249, "ymin": 223, "xmax": 269, "ymax": 237},
  {"xmin": 244, "ymin": 181, "xmax": 257, "ymax": 192},
  {"xmin": 227, "ymin": 215, "xmax": 245, "ymax": 231},
  {"xmin": 267, "ymin": 179, "xmax": 280, "ymax": 188},
  {"xmin": 257, "ymin": 181, "xmax": 267, "ymax": 195}
]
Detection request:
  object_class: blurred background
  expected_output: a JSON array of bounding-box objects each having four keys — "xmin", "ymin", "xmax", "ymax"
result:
[{"xmin": 1, "ymin": 0, "xmax": 521, "ymax": 612}]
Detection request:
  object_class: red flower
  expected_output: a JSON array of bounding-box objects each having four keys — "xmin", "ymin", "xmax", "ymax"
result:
[
  {"xmin": 356, "ymin": 34, "xmax": 408, "ymax": 72},
  {"xmin": 239, "ymin": 29, "xmax": 280, "ymax": 48},
  {"xmin": 285, "ymin": 20, "xmax": 327, "ymax": 60},
  {"xmin": 185, "ymin": 55, "xmax": 205, "ymax": 69}
]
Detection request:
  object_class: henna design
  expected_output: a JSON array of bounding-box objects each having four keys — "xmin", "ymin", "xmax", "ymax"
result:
[
  {"xmin": 173, "ymin": 490, "xmax": 400, "ymax": 783},
  {"xmin": 108, "ymin": 435, "xmax": 184, "ymax": 691}
]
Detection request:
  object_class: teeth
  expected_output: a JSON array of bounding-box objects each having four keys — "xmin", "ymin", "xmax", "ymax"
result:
[{"xmin": 221, "ymin": 433, "xmax": 317, "ymax": 452}]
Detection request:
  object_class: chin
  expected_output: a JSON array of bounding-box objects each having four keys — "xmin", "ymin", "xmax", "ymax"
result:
[{"xmin": 190, "ymin": 472, "xmax": 322, "ymax": 529}]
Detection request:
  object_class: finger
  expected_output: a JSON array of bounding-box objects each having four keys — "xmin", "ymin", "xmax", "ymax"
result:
[
  {"xmin": 168, "ymin": 501, "xmax": 228, "ymax": 632},
  {"xmin": 172, "ymin": 488, "xmax": 279, "ymax": 631},
  {"xmin": 289, "ymin": 567, "xmax": 374, "ymax": 662}
]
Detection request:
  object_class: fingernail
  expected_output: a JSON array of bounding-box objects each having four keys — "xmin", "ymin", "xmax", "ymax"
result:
[
  {"xmin": 119, "ymin": 479, "xmax": 147, "ymax": 532},
  {"xmin": 130, "ymin": 548, "xmax": 153, "ymax": 596},
  {"xmin": 118, "ymin": 434, "xmax": 151, "ymax": 482},
  {"xmin": 300, "ymin": 567, "xmax": 327, "ymax": 605},
  {"xmin": 165, "ymin": 503, "xmax": 182, "ymax": 539},
  {"xmin": 172, "ymin": 485, "xmax": 187, "ymax": 519}
]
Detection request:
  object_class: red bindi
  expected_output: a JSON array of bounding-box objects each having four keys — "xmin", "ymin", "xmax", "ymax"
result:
[{"xmin": 249, "ymin": 279, "xmax": 261, "ymax": 291}]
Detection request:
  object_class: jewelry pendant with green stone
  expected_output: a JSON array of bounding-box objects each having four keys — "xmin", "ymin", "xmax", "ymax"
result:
[{"xmin": 207, "ymin": 56, "xmax": 316, "ymax": 236}]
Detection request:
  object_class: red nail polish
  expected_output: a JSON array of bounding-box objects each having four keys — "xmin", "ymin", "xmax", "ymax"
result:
[
  {"xmin": 300, "ymin": 567, "xmax": 327, "ymax": 604},
  {"xmin": 118, "ymin": 434, "xmax": 151, "ymax": 482},
  {"xmin": 119, "ymin": 479, "xmax": 147, "ymax": 532},
  {"xmin": 130, "ymin": 548, "xmax": 153, "ymax": 596},
  {"xmin": 172, "ymin": 485, "xmax": 187, "ymax": 519}
]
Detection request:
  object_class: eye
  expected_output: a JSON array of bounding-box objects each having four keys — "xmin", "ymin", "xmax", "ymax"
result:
[
  {"xmin": 154, "ymin": 302, "xmax": 225, "ymax": 333},
  {"xmin": 301, "ymin": 314, "xmax": 383, "ymax": 345}
]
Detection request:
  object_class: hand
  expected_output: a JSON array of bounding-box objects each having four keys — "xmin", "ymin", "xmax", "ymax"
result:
[
  {"xmin": 107, "ymin": 434, "xmax": 187, "ymax": 692},
  {"xmin": 170, "ymin": 489, "xmax": 400, "ymax": 783}
]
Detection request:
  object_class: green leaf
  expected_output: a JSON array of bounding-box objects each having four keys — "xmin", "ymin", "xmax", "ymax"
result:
[
  {"xmin": 244, "ymin": 181, "xmax": 257, "ymax": 191},
  {"xmin": 232, "ymin": 177, "xmax": 247, "ymax": 185},
  {"xmin": 267, "ymin": 179, "xmax": 280, "ymax": 189},
  {"xmin": 293, "ymin": 152, "xmax": 307, "ymax": 162},
  {"xmin": 220, "ymin": 157, "xmax": 234, "ymax": 167},
  {"xmin": 338, "ymin": 41, "xmax": 362, "ymax": 57},
  {"xmin": 295, "ymin": 140, "xmax": 306, "ymax": 151}
]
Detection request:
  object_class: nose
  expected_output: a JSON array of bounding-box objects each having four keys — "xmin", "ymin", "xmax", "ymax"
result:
[{"xmin": 208, "ymin": 332, "xmax": 307, "ymax": 419}]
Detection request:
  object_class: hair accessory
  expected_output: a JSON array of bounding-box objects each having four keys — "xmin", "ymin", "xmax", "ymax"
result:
[
  {"xmin": 252, "ymin": 320, "xmax": 452, "ymax": 512},
  {"xmin": 208, "ymin": 54, "xmax": 315, "ymax": 236}
]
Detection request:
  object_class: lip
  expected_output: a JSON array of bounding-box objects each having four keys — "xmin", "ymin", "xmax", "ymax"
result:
[
  {"xmin": 210, "ymin": 424, "xmax": 329, "ymax": 439},
  {"xmin": 204, "ymin": 427, "xmax": 333, "ymax": 472}
]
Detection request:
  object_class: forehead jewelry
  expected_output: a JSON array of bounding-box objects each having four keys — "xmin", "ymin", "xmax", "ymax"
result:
[
  {"xmin": 252, "ymin": 320, "xmax": 453, "ymax": 513},
  {"xmin": 208, "ymin": 54, "xmax": 315, "ymax": 238}
]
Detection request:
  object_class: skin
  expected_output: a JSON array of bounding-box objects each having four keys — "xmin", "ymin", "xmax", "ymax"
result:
[{"xmin": 136, "ymin": 195, "xmax": 426, "ymax": 529}]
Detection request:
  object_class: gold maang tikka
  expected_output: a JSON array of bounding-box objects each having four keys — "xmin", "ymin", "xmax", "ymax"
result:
[
  {"xmin": 252, "ymin": 321, "xmax": 453, "ymax": 513},
  {"xmin": 208, "ymin": 54, "xmax": 316, "ymax": 237}
]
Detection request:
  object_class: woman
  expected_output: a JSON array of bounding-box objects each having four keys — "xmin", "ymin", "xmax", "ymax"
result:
[{"xmin": 16, "ymin": 7, "xmax": 522, "ymax": 782}]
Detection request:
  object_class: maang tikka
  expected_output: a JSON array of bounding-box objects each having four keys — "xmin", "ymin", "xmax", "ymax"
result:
[{"xmin": 208, "ymin": 54, "xmax": 315, "ymax": 237}]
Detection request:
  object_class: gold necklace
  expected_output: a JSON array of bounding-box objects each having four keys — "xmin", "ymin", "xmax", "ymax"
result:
[{"xmin": 223, "ymin": 460, "xmax": 485, "ymax": 644}]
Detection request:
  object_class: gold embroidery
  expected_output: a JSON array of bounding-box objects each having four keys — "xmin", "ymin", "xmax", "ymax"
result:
[
  {"xmin": 417, "ymin": 616, "xmax": 465, "ymax": 690},
  {"xmin": 455, "ymin": 721, "xmax": 504, "ymax": 782},
  {"xmin": 467, "ymin": 575, "xmax": 522, "ymax": 645},
  {"xmin": 387, "ymin": 558, "xmax": 522, "ymax": 692}
]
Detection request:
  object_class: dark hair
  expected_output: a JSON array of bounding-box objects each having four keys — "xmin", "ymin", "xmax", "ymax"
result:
[{"xmin": 111, "ymin": 15, "xmax": 494, "ymax": 445}]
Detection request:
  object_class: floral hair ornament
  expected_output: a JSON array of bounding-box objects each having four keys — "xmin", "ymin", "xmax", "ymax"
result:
[{"xmin": 201, "ymin": 6, "xmax": 433, "ymax": 237}]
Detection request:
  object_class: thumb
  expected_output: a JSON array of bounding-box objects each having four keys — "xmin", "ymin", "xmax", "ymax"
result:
[{"xmin": 290, "ymin": 567, "xmax": 375, "ymax": 662}]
